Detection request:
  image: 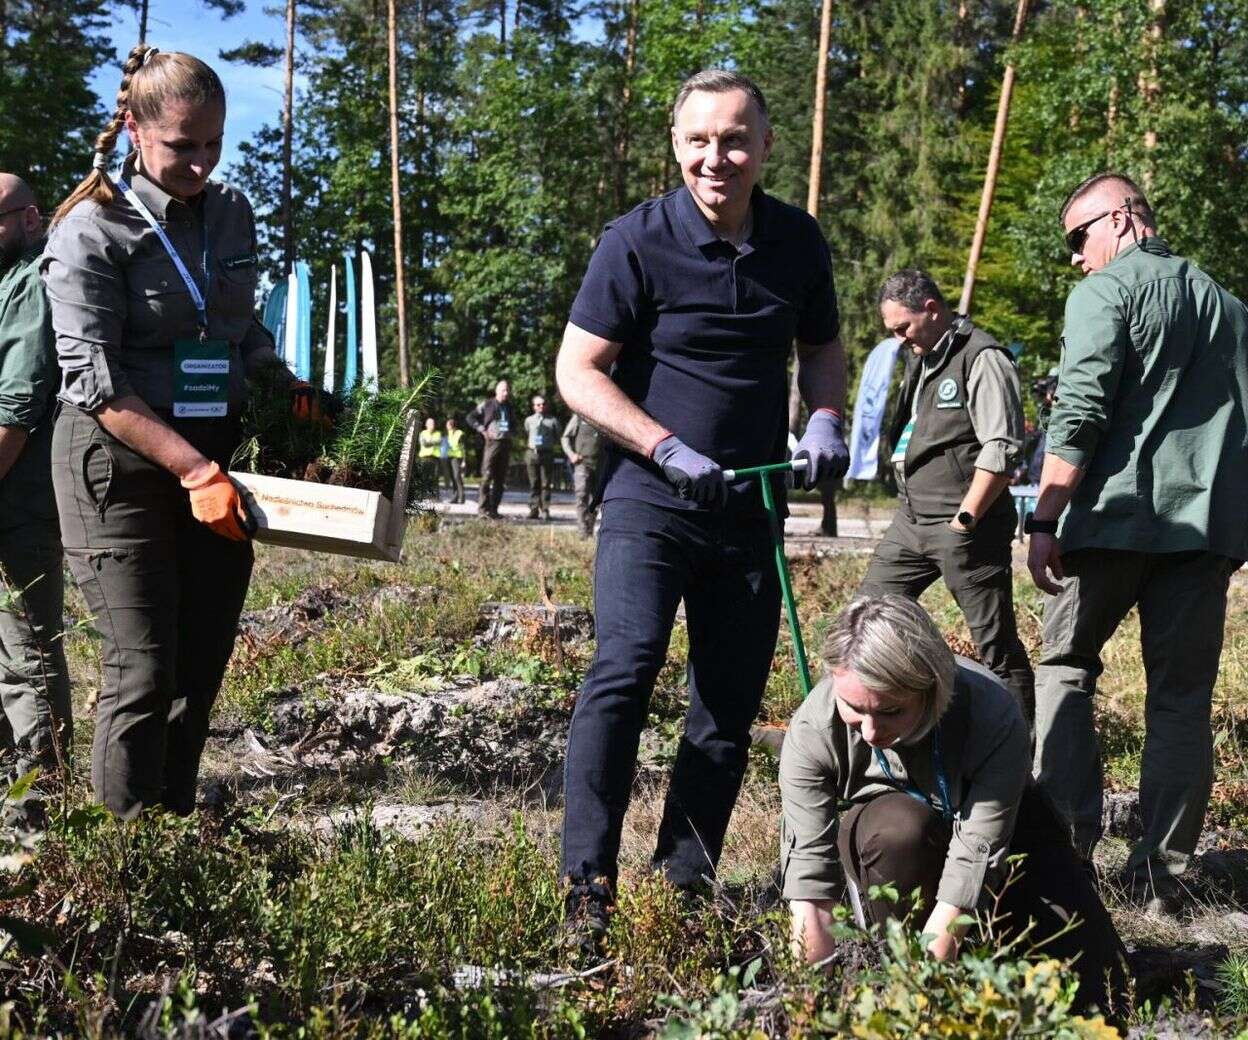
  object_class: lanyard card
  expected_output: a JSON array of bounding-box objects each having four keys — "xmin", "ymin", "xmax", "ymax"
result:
[{"xmin": 174, "ymin": 338, "xmax": 229, "ymax": 418}]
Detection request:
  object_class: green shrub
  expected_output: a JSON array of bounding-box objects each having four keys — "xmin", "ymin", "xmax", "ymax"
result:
[
  {"xmin": 260, "ymin": 817, "xmax": 562, "ymax": 1014},
  {"xmin": 832, "ymin": 919, "xmax": 1121, "ymax": 1039}
]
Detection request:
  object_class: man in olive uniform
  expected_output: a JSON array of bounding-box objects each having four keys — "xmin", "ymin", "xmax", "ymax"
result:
[
  {"xmin": 561, "ymin": 412, "xmax": 603, "ymax": 537},
  {"xmin": 466, "ymin": 379, "xmax": 516, "ymax": 518},
  {"xmin": 524, "ymin": 394, "xmax": 562, "ymax": 520},
  {"xmin": 859, "ymin": 269, "xmax": 1033, "ymax": 719},
  {"xmin": 0, "ymin": 173, "xmax": 71, "ymax": 778},
  {"xmin": 1029, "ymin": 173, "xmax": 1248, "ymax": 907}
]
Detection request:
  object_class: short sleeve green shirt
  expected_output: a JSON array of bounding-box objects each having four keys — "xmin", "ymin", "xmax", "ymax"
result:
[{"xmin": 0, "ymin": 242, "xmax": 59, "ymax": 523}]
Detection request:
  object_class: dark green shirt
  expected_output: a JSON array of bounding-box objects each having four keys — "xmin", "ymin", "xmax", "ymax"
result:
[
  {"xmin": 0, "ymin": 241, "xmax": 58, "ymax": 523},
  {"xmin": 1048, "ymin": 237, "xmax": 1248, "ymax": 559}
]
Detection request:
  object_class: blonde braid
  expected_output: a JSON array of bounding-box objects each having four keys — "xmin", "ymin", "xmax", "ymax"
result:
[{"xmin": 52, "ymin": 43, "xmax": 154, "ymax": 227}]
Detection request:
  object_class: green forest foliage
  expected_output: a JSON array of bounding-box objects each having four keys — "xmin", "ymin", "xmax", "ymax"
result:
[{"xmin": 4, "ymin": 0, "xmax": 1248, "ymax": 416}]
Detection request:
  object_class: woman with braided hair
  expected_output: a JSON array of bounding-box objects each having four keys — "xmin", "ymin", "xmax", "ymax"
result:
[{"xmin": 41, "ymin": 44, "xmax": 304, "ymax": 816}]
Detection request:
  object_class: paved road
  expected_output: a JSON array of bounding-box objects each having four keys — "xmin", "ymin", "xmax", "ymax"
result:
[
  {"xmin": 424, "ymin": 486, "xmax": 1057, "ymax": 566},
  {"xmin": 429, "ymin": 486, "xmax": 890, "ymax": 544}
]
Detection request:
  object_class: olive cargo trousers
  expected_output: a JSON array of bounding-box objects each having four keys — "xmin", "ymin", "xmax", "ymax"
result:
[
  {"xmin": 0, "ymin": 523, "xmax": 72, "ymax": 776},
  {"xmin": 839, "ymin": 787, "xmax": 1127, "ymax": 1016},
  {"xmin": 1033, "ymin": 547, "xmax": 1239, "ymax": 881},
  {"xmin": 859, "ymin": 503, "xmax": 1035, "ymax": 720},
  {"xmin": 52, "ymin": 407, "xmax": 253, "ymax": 817}
]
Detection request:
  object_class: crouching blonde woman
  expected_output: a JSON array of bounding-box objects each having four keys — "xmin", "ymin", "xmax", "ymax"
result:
[{"xmin": 781, "ymin": 595, "xmax": 1126, "ymax": 1015}]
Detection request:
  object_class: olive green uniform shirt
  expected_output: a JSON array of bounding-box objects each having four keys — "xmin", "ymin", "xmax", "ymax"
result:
[
  {"xmin": 779, "ymin": 658, "xmax": 1029, "ymax": 910},
  {"xmin": 0, "ymin": 241, "xmax": 59, "ymax": 521},
  {"xmin": 40, "ymin": 151, "xmax": 274, "ymax": 414},
  {"xmin": 1047, "ymin": 237, "xmax": 1248, "ymax": 558}
]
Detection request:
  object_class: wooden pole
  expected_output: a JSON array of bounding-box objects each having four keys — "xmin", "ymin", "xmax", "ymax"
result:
[
  {"xmin": 388, "ymin": 0, "xmax": 411, "ymax": 387},
  {"xmin": 805, "ymin": 0, "xmax": 833, "ymax": 216},
  {"xmin": 791, "ymin": 0, "xmax": 833, "ymax": 435},
  {"xmin": 281, "ymin": 0, "xmax": 296, "ymax": 275},
  {"xmin": 957, "ymin": 0, "xmax": 1030, "ymax": 316}
]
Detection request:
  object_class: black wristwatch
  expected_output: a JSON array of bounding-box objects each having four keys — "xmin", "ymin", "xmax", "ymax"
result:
[
  {"xmin": 956, "ymin": 511, "xmax": 976, "ymax": 530},
  {"xmin": 1024, "ymin": 515, "xmax": 1060, "ymax": 535}
]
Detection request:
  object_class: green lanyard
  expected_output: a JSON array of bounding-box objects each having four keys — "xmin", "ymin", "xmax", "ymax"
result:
[{"xmin": 873, "ymin": 726, "xmax": 954, "ymax": 822}]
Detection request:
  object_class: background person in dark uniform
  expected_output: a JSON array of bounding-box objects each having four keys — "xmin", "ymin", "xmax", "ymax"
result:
[
  {"xmin": 523, "ymin": 393, "xmax": 561, "ymax": 520},
  {"xmin": 555, "ymin": 69, "xmax": 849, "ymax": 950},
  {"xmin": 859, "ymin": 270, "xmax": 1033, "ymax": 720},
  {"xmin": 0, "ymin": 173, "xmax": 72, "ymax": 781},
  {"xmin": 41, "ymin": 45, "xmax": 301, "ymax": 817},
  {"xmin": 561, "ymin": 412, "xmax": 603, "ymax": 537},
  {"xmin": 465, "ymin": 379, "xmax": 515, "ymax": 518}
]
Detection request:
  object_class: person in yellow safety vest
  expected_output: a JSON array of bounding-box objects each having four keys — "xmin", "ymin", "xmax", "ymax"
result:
[
  {"xmin": 418, "ymin": 417, "xmax": 444, "ymax": 501},
  {"xmin": 444, "ymin": 417, "xmax": 466, "ymax": 504}
]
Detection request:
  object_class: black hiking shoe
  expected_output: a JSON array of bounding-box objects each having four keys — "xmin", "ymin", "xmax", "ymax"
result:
[
  {"xmin": 561, "ymin": 876, "xmax": 614, "ymax": 965},
  {"xmin": 1119, "ymin": 870, "xmax": 1186, "ymax": 917}
]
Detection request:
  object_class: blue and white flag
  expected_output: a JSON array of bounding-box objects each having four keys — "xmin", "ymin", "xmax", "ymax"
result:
[{"xmin": 846, "ymin": 337, "xmax": 902, "ymax": 482}]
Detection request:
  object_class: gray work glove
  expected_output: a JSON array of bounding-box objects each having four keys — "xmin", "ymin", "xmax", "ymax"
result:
[
  {"xmin": 792, "ymin": 410, "xmax": 849, "ymax": 490},
  {"xmin": 652, "ymin": 434, "xmax": 727, "ymax": 509}
]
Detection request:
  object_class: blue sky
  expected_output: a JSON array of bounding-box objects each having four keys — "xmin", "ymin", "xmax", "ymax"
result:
[{"xmin": 89, "ymin": 0, "xmax": 302, "ymax": 174}]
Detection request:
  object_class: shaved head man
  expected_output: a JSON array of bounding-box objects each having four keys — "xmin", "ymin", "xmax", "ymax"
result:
[
  {"xmin": 1029, "ymin": 171, "xmax": 1248, "ymax": 913},
  {"xmin": 0, "ymin": 174, "xmax": 41, "ymax": 268},
  {"xmin": 1058, "ymin": 173, "xmax": 1157, "ymax": 276},
  {"xmin": 0, "ymin": 172, "xmax": 72, "ymax": 783}
]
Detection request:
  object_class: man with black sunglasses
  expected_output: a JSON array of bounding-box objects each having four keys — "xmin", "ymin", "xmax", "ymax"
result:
[{"xmin": 1027, "ymin": 171, "xmax": 1248, "ymax": 913}]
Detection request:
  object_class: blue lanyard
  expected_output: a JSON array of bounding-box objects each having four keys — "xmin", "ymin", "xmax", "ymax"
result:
[
  {"xmin": 115, "ymin": 176, "xmax": 210, "ymax": 336},
  {"xmin": 873, "ymin": 727, "xmax": 954, "ymax": 821}
]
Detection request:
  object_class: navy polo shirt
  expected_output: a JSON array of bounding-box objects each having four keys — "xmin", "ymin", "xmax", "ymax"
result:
[{"xmin": 568, "ymin": 185, "xmax": 839, "ymax": 517}]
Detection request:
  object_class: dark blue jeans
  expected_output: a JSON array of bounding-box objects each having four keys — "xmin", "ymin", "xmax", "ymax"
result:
[{"xmin": 561, "ymin": 498, "xmax": 781, "ymax": 888}]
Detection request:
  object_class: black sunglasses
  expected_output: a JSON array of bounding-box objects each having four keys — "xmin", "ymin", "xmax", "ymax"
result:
[
  {"xmin": 0, "ymin": 205, "xmax": 32, "ymax": 220},
  {"xmin": 1064, "ymin": 210, "xmax": 1113, "ymax": 255}
]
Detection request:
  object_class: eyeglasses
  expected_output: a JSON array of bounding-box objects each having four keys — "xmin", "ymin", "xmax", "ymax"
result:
[{"xmin": 1064, "ymin": 210, "xmax": 1113, "ymax": 255}]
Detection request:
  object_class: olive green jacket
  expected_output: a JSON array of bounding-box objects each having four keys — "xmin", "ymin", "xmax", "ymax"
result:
[
  {"xmin": 1048, "ymin": 237, "xmax": 1248, "ymax": 558},
  {"xmin": 0, "ymin": 241, "xmax": 58, "ymax": 523}
]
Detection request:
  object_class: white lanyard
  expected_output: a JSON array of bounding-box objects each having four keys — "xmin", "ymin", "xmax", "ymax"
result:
[{"xmin": 115, "ymin": 175, "xmax": 209, "ymax": 334}]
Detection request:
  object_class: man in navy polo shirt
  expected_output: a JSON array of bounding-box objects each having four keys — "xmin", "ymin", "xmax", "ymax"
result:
[{"xmin": 555, "ymin": 69, "xmax": 849, "ymax": 951}]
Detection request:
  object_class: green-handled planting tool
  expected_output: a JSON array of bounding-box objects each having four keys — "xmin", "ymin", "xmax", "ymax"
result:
[{"xmin": 721, "ymin": 458, "xmax": 813, "ymax": 698}]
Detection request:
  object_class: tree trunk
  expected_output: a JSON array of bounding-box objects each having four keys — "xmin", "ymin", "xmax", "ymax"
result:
[
  {"xmin": 139, "ymin": 0, "xmax": 150, "ymax": 43},
  {"xmin": 414, "ymin": 0, "xmax": 427, "ymax": 362},
  {"xmin": 613, "ymin": 0, "xmax": 640, "ymax": 214},
  {"xmin": 957, "ymin": 0, "xmax": 1030, "ymax": 317},
  {"xmin": 388, "ymin": 0, "xmax": 410, "ymax": 387},
  {"xmin": 792, "ymin": 0, "xmax": 833, "ymax": 435},
  {"xmin": 804, "ymin": 0, "xmax": 832, "ymax": 217},
  {"xmin": 499, "ymin": 0, "xmax": 506, "ymax": 46},
  {"xmin": 1139, "ymin": 0, "xmax": 1165, "ymax": 191},
  {"xmin": 281, "ymin": 0, "xmax": 296, "ymax": 274}
]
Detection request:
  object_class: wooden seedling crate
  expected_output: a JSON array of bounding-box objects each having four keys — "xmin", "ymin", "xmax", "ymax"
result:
[{"xmin": 229, "ymin": 413, "xmax": 419, "ymax": 562}]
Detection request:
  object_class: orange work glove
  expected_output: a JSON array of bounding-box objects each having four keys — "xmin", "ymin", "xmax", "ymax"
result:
[
  {"xmin": 181, "ymin": 462, "xmax": 254, "ymax": 541},
  {"xmin": 291, "ymin": 380, "xmax": 328, "ymax": 426}
]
